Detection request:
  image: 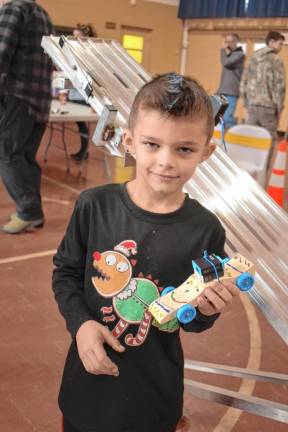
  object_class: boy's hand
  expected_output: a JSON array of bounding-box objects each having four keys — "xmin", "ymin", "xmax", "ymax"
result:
[
  {"xmin": 197, "ymin": 280, "xmax": 239, "ymax": 316},
  {"xmin": 76, "ymin": 320, "xmax": 125, "ymax": 376}
]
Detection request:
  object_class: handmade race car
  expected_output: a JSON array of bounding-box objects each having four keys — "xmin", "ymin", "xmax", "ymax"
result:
[{"xmin": 149, "ymin": 252, "xmax": 255, "ymax": 325}]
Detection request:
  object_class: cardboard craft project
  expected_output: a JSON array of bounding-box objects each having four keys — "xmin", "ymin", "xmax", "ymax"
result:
[{"xmin": 149, "ymin": 253, "xmax": 255, "ymax": 325}]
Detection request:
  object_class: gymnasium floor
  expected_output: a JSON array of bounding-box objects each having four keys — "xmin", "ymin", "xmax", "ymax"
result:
[{"xmin": 0, "ymin": 125, "xmax": 287, "ymax": 432}]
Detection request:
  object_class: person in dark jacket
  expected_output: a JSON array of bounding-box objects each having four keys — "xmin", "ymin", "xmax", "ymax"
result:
[
  {"xmin": 0, "ymin": 0, "xmax": 54, "ymax": 234},
  {"xmin": 217, "ymin": 33, "xmax": 245, "ymax": 130}
]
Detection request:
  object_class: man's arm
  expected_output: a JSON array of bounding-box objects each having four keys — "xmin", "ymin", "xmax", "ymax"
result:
[
  {"xmin": 221, "ymin": 48, "xmax": 244, "ymax": 69},
  {"xmin": 239, "ymin": 67, "xmax": 248, "ymax": 107},
  {"xmin": 52, "ymin": 195, "xmax": 94, "ymax": 338},
  {"xmin": 0, "ymin": 4, "xmax": 22, "ymax": 75},
  {"xmin": 272, "ymin": 58, "xmax": 286, "ymax": 114}
]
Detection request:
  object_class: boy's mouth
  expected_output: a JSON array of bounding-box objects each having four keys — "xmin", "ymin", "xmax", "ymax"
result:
[{"xmin": 150, "ymin": 171, "xmax": 179, "ymax": 180}]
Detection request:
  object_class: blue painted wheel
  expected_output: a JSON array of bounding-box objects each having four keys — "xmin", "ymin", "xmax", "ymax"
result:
[
  {"xmin": 236, "ymin": 272, "xmax": 254, "ymax": 291},
  {"xmin": 161, "ymin": 286, "xmax": 175, "ymax": 296},
  {"xmin": 176, "ymin": 304, "xmax": 197, "ymax": 324}
]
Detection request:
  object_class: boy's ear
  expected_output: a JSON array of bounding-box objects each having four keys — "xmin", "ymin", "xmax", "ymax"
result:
[
  {"xmin": 122, "ymin": 129, "xmax": 135, "ymax": 155},
  {"xmin": 201, "ymin": 141, "xmax": 216, "ymax": 163}
]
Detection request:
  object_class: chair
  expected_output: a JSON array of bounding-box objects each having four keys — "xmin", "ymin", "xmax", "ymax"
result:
[{"xmin": 224, "ymin": 124, "xmax": 272, "ymax": 187}]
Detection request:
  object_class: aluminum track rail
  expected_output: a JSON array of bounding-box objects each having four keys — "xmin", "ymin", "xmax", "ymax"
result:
[
  {"xmin": 184, "ymin": 379, "xmax": 288, "ymax": 423},
  {"xmin": 184, "ymin": 150, "xmax": 288, "ymax": 344},
  {"xmin": 185, "ymin": 359, "xmax": 288, "ymax": 384},
  {"xmin": 183, "ymin": 360, "xmax": 288, "ymax": 423}
]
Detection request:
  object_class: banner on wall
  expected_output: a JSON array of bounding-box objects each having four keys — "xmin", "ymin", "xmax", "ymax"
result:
[
  {"xmin": 178, "ymin": 0, "xmax": 288, "ymax": 19},
  {"xmin": 178, "ymin": 0, "xmax": 245, "ymax": 19}
]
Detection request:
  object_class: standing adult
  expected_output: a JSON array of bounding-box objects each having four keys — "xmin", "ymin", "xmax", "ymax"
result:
[
  {"xmin": 217, "ymin": 33, "xmax": 245, "ymax": 130},
  {"xmin": 240, "ymin": 31, "xmax": 286, "ymax": 168},
  {"xmin": 0, "ymin": 0, "xmax": 54, "ymax": 234}
]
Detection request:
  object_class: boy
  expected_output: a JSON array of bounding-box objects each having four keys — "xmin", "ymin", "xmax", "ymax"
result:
[{"xmin": 53, "ymin": 73, "xmax": 240, "ymax": 432}]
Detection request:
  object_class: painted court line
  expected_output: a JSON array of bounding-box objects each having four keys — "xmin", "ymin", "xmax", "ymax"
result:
[
  {"xmin": 42, "ymin": 175, "xmax": 81, "ymax": 195},
  {"xmin": 42, "ymin": 196, "xmax": 70, "ymax": 205},
  {"xmin": 213, "ymin": 294, "xmax": 262, "ymax": 432},
  {"xmin": 0, "ymin": 250, "xmax": 57, "ymax": 265}
]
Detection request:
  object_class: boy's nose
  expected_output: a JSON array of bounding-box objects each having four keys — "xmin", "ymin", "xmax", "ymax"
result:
[{"xmin": 157, "ymin": 150, "xmax": 174, "ymax": 168}]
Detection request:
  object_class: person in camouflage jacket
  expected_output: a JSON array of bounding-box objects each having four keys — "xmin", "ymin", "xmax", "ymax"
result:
[{"xmin": 240, "ymin": 31, "xmax": 286, "ymax": 169}]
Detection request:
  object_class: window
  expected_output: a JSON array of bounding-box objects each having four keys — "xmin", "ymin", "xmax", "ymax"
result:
[
  {"xmin": 122, "ymin": 34, "xmax": 144, "ymax": 64},
  {"xmin": 239, "ymin": 43, "xmax": 247, "ymax": 54},
  {"xmin": 254, "ymin": 42, "xmax": 266, "ymax": 51}
]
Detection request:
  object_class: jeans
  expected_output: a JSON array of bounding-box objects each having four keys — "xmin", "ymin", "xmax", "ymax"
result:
[
  {"xmin": 246, "ymin": 105, "xmax": 278, "ymax": 171},
  {"xmin": 223, "ymin": 95, "xmax": 238, "ymax": 130},
  {"xmin": 0, "ymin": 95, "xmax": 46, "ymax": 220}
]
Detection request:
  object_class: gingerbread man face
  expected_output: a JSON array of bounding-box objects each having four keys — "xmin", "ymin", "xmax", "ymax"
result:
[{"xmin": 92, "ymin": 250, "xmax": 132, "ymax": 297}]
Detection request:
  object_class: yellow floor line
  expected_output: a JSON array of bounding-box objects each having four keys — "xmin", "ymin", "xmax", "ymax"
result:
[
  {"xmin": 213, "ymin": 294, "xmax": 262, "ymax": 432},
  {"xmin": 42, "ymin": 197, "xmax": 70, "ymax": 205},
  {"xmin": 0, "ymin": 249, "xmax": 57, "ymax": 265},
  {"xmin": 42, "ymin": 175, "xmax": 81, "ymax": 195}
]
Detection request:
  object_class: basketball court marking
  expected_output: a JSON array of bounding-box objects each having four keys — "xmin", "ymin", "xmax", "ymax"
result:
[{"xmin": 212, "ymin": 294, "xmax": 262, "ymax": 432}]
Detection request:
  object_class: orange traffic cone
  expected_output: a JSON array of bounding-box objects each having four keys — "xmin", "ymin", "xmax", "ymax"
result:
[{"xmin": 267, "ymin": 139, "xmax": 287, "ymax": 207}]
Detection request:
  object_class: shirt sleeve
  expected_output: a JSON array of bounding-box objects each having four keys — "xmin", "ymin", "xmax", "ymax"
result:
[
  {"xmin": 239, "ymin": 67, "xmax": 248, "ymax": 106},
  {"xmin": 52, "ymin": 195, "xmax": 94, "ymax": 338},
  {"xmin": 221, "ymin": 48, "xmax": 244, "ymax": 69},
  {"xmin": 272, "ymin": 58, "xmax": 286, "ymax": 114},
  {"xmin": 181, "ymin": 221, "xmax": 226, "ymax": 333},
  {"xmin": 0, "ymin": 4, "xmax": 23, "ymax": 75}
]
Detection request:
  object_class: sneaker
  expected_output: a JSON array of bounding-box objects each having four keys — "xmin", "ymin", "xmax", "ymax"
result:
[{"xmin": 2, "ymin": 215, "xmax": 45, "ymax": 234}]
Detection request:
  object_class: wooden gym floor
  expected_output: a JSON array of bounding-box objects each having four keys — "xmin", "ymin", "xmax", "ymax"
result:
[{"xmin": 0, "ymin": 125, "xmax": 287, "ymax": 432}]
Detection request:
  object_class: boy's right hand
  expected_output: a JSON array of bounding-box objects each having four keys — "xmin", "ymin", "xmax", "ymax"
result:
[{"xmin": 76, "ymin": 320, "xmax": 125, "ymax": 376}]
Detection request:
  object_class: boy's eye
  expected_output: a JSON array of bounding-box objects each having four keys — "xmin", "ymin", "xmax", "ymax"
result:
[
  {"xmin": 143, "ymin": 141, "xmax": 159, "ymax": 149},
  {"xmin": 178, "ymin": 147, "xmax": 193, "ymax": 154}
]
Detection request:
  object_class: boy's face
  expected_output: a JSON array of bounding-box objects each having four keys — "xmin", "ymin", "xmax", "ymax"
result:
[{"xmin": 124, "ymin": 108, "xmax": 215, "ymax": 199}]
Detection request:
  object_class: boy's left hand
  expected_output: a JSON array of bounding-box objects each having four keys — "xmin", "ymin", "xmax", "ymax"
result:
[{"xmin": 197, "ymin": 280, "xmax": 239, "ymax": 316}]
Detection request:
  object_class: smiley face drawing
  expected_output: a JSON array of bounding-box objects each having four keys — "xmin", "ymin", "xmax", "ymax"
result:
[
  {"xmin": 91, "ymin": 240, "xmax": 179, "ymax": 346},
  {"xmin": 92, "ymin": 250, "xmax": 132, "ymax": 297}
]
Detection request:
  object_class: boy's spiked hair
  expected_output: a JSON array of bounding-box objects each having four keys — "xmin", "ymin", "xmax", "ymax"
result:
[{"xmin": 128, "ymin": 73, "xmax": 214, "ymax": 143}]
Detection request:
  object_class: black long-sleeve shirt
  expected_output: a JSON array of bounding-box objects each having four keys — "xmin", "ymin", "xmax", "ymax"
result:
[{"xmin": 53, "ymin": 183, "xmax": 225, "ymax": 432}]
